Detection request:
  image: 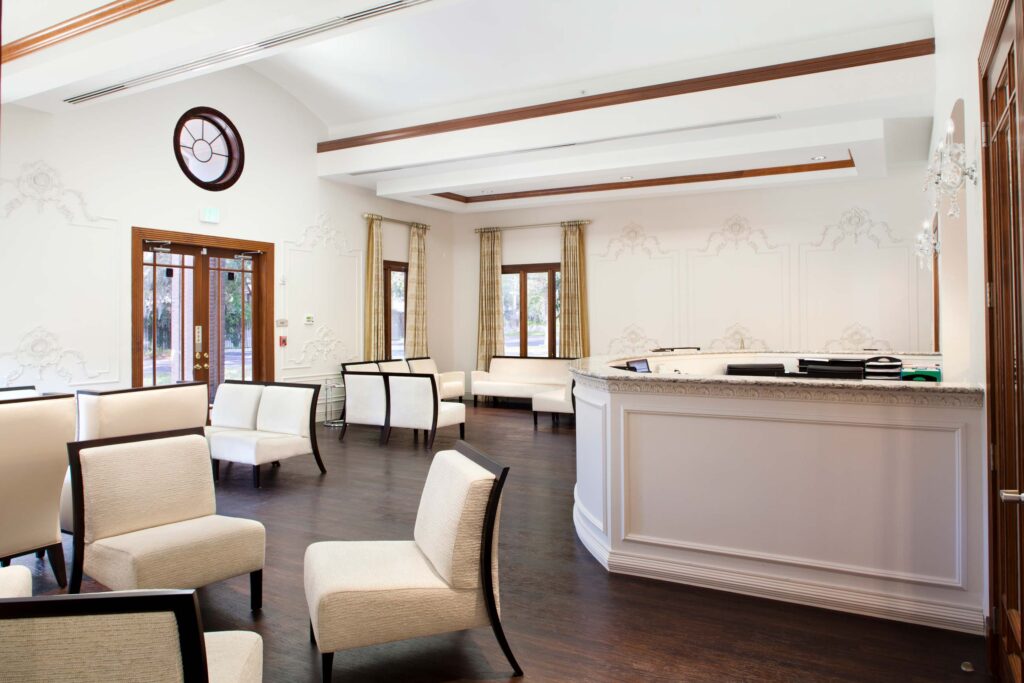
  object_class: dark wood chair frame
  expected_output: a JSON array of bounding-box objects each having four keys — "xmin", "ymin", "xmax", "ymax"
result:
[
  {"xmin": 473, "ymin": 355, "xmax": 578, "ymax": 407},
  {"xmin": 213, "ymin": 379, "xmax": 324, "ymax": 488},
  {"xmin": 0, "ymin": 392, "xmax": 75, "ymax": 587},
  {"xmin": 67, "ymin": 427, "xmax": 263, "ymax": 610},
  {"xmin": 0, "ymin": 385, "xmax": 36, "ymax": 397},
  {"xmin": 316, "ymin": 440, "xmax": 521, "ymax": 682},
  {"xmin": 0, "ymin": 589, "xmax": 211, "ymax": 681},
  {"xmin": 339, "ymin": 371, "xmax": 464, "ymax": 449}
]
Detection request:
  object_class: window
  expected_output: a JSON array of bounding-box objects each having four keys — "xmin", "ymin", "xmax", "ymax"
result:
[
  {"xmin": 384, "ymin": 260, "xmax": 407, "ymax": 359},
  {"xmin": 501, "ymin": 264, "xmax": 560, "ymax": 357},
  {"xmin": 173, "ymin": 107, "xmax": 244, "ymax": 191}
]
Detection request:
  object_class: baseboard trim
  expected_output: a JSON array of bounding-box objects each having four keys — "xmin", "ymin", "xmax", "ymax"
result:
[{"xmin": 573, "ymin": 503, "xmax": 984, "ymax": 635}]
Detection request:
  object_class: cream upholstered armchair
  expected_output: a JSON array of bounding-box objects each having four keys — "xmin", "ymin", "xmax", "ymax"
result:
[
  {"xmin": 0, "ymin": 385, "xmax": 39, "ymax": 400},
  {"xmin": 338, "ymin": 371, "xmax": 388, "ymax": 444},
  {"xmin": 376, "ymin": 359, "xmax": 409, "ymax": 373},
  {"xmin": 205, "ymin": 380, "xmax": 324, "ymax": 488},
  {"xmin": 388, "ymin": 373, "xmax": 466, "ymax": 448},
  {"xmin": 408, "ymin": 357, "xmax": 466, "ymax": 402},
  {"xmin": 0, "ymin": 393, "xmax": 76, "ymax": 587},
  {"xmin": 67, "ymin": 428, "xmax": 266, "ymax": 610},
  {"xmin": 0, "ymin": 566, "xmax": 32, "ymax": 598},
  {"xmin": 304, "ymin": 441, "xmax": 521, "ymax": 683},
  {"xmin": 59, "ymin": 382, "xmax": 210, "ymax": 532},
  {"xmin": 0, "ymin": 590, "xmax": 262, "ymax": 682}
]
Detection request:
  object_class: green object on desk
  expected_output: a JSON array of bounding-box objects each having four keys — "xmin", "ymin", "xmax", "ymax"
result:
[{"xmin": 901, "ymin": 367, "xmax": 942, "ymax": 382}]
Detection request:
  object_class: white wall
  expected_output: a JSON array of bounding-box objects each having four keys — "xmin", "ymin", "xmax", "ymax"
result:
[
  {"xmin": 450, "ymin": 171, "xmax": 934, "ymax": 376},
  {"xmin": 931, "ymin": 0, "xmax": 996, "ymax": 383},
  {"xmin": 0, "ymin": 66, "xmax": 454, "ymax": 417}
]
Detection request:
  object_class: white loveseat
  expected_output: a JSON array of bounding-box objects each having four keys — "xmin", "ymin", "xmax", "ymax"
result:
[
  {"xmin": 340, "ymin": 370, "xmax": 465, "ymax": 448},
  {"xmin": 205, "ymin": 380, "xmax": 324, "ymax": 488},
  {"xmin": 532, "ymin": 376, "xmax": 575, "ymax": 428},
  {"xmin": 408, "ymin": 357, "xmax": 465, "ymax": 401},
  {"xmin": 471, "ymin": 356, "xmax": 573, "ymax": 404}
]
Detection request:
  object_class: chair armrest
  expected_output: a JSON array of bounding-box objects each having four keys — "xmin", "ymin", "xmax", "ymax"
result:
[{"xmin": 440, "ymin": 371, "xmax": 465, "ymax": 383}]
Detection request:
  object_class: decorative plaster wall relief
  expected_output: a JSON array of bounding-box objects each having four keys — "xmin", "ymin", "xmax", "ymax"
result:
[
  {"xmin": 1, "ymin": 161, "xmax": 100, "ymax": 223},
  {"xmin": 810, "ymin": 207, "xmax": 901, "ymax": 249},
  {"xmin": 292, "ymin": 213, "xmax": 358, "ymax": 254},
  {"xmin": 707, "ymin": 324, "xmax": 769, "ymax": 351},
  {"xmin": 287, "ymin": 326, "xmax": 348, "ymax": 367},
  {"xmin": 697, "ymin": 215, "xmax": 780, "ymax": 254},
  {"xmin": 823, "ymin": 324, "xmax": 894, "ymax": 353},
  {"xmin": 606, "ymin": 325, "xmax": 661, "ymax": 355},
  {"xmin": 597, "ymin": 222, "xmax": 671, "ymax": 259},
  {"xmin": 0, "ymin": 327, "xmax": 103, "ymax": 385}
]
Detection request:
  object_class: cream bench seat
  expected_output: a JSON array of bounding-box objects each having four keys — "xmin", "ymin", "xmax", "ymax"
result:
[
  {"xmin": 531, "ymin": 376, "xmax": 575, "ymax": 427},
  {"xmin": 205, "ymin": 380, "xmax": 324, "ymax": 488},
  {"xmin": 471, "ymin": 356, "xmax": 573, "ymax": 404}
]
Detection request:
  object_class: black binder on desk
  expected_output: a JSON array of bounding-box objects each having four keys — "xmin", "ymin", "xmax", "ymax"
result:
[
  {"xmin": 805, "ymin": 364, "xmax": 865, "ymax": 380},
  {"xmin": 726, "ymin": 363, "xmax": 785, "ymax": 377}
]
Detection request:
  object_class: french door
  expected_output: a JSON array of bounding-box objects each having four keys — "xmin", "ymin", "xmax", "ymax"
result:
[
  {"xmin": 982, "ymin": 2, "xmax": 1024, "ymax": 679},
  {"xmin": 131, "ymin": 227, "xmax": 274, "ymax": 401}
]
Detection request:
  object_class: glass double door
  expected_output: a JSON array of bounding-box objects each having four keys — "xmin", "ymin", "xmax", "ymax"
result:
[{"xmin": 139, "ymin": 244, "xmax": 256, "ymax": 400}]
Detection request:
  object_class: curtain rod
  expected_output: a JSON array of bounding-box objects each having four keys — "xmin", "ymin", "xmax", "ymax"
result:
[
  {"xmin": 362, "ymin": 213, "xmax": 430, "ymax": 229},
  {"xmin": 474, "ymin": 220, "xmax": 590, "ymax": 233}
]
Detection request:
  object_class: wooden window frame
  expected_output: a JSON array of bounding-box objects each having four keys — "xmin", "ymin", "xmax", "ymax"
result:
[
  {"xmin": 383, "ymin": 260, "xmax": 408, "ymax": 360},
  {"xmin": 501, "ymin": 263, "xmax": 560, "ymax": 358},
  {"xmin": 130, "ymin": 227, "xmax": 274, "ymax": 387}
]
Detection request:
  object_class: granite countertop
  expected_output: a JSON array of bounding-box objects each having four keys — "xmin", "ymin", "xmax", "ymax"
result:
[{"xmin": 570, "ymin": 352, "xmax": 985, "ymax": 400}]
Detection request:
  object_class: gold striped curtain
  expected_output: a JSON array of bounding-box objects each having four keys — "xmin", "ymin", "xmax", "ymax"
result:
[
  {"xmin": 406, "ymin": 223, "xmax": 429, "ymax": 357},
  {"xmin": 363, "ymin": 214, "xmax": 386, "ymax": 360},
  {"xmin": 477, "ymin": 229, "xmax": 504, "ymax": 370},
  {"xmin": 559, "ymin": 220, "xmax": 590, "ymax": 357}
]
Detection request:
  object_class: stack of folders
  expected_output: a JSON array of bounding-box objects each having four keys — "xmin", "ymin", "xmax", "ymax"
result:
[{"xmin": 864, "ymin": 356, "xmax": 903, "ymax": 381}]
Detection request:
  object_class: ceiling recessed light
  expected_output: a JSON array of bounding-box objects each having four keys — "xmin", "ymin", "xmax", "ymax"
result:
[
  {"xmin": 811, "ymin": 155, "xmax": 827, "ymax": 161},
  {"xmin": 620, "ymin": 175, "xmax": 635, "ymax": 180},
  {"xmin": 480, "ymin": 189, "xmax": 492, "ymax": 194}
]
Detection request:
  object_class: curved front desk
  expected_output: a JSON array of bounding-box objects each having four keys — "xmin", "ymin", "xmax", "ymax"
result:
[{"xmin": 571, "ymin": 351, "xmax": 986, "ymax": 633}]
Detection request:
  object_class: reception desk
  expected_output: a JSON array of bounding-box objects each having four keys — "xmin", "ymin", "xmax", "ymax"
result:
[{"xmin": 571, "ymin": 351, "xmax": 986, "ymax": 633}]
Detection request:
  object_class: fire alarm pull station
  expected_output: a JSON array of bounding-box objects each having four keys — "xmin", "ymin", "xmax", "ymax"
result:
[{"xmin": 279, "ymin": 336, "xmax": 287, "ymax": 347}]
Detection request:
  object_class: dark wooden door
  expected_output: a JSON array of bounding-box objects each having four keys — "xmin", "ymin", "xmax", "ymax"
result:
[{"xmin": 983, "ymin": 2, "xmax": 1024, "ymax": 679}]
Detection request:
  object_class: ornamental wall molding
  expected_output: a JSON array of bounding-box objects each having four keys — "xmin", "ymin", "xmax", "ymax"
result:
[
  {"xmin": 809, "ymin": 207, "xmax": 901, "ymax": 250},
  {"xmin": 286, "ymin": 325, "xmax": 348, "ymax": 367},
  {"xmin": 696, "ymin": 215, "xmax": 780, "ymax": 255},
  {"xmin": 707, "ymin": 324, "xmax": 769, "ymax": 352},
  {"xmin": 0, "ymin": 326, "xmax": 103, "ymax": 386},
  {"xmin": 0, "ymin": 161, "xmax": 102, "ymax": 224},
  {"xmin": 292, "ymin": 213, "xmax": 359, "ymax": 254},
  {"xmin": 570, "ymin": 372, "xmax": 983, "ymax": 408},
  {"xmin": 824, "ymin": 324, "xmax": 893, "ymax": 353},
  {"xmin": 597, "ymin": 222, "xmax": 672, "ymax": 259},
  {"xmin": 606, "ymin": 324, "xmax": 661, "ymax": 355}
]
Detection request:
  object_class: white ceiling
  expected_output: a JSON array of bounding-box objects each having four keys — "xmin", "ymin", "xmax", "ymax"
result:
[
  {"xmin": 252, "ymin": 0, "xmax": 935, "ymax": 136},
  {"xmin": 1, "ymin": 0, "xmax": 938, "ymax": 212}
]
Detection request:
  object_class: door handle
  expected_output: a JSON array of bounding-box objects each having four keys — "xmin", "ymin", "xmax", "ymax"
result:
[
  {"xmin": 193, "ymin": 363, "xmax": 209, "ymax": 370},
  {"xmin": 999, "ymin": 489, "xmax": 1024, "ymax": 503}
]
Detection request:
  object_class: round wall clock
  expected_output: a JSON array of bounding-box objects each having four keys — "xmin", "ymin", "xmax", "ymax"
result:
[{"xmin": 173, "ymin": 107, "xmax": 244, "ymax": 191}]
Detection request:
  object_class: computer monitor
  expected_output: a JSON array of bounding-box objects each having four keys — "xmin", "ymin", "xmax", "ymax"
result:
[{"xmin": 626, "ymin": 359, "xmax": 651, "ymax": 373}]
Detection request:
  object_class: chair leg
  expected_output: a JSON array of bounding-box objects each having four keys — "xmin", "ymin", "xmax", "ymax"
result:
[
  {"xmin": 310, "ymin": 619, "xmax": 316, "ymax": 645},
  {"xmin": 46, "ymin": 543, "xmax": 67, "ymax": 588},
  {"xmin": 338, "ymin": 423, "xmax": 347, "ymax": 441},
  {"xmin": 413, "ymin": 429, "xmax": 419, "ymax": 443},
  {"xmin": 459, "ymin": 396, "xmax": 464, "ymax": 403},
  {"xmin": 533, "ymin": 411, "xmax": 538, "ymax": 429},
  {"xmin": 311, "ymin": 447, "xmax": 327, "ymax": 475},
  {"xmin": 35, "ymin": 549, "xmax": 45, "ymax": 559},
  {"xmin": 252, "ymin": 465, "xmax": 261, "ymax": 489},
  {"xmin": 427, "ymin": 428, "xmax": 437, "ymax": 450},
  {"xmin": 473, "ymin": 395, "xmax": 478, "ymax": 407},
  {"xmin": 0, "ymin": 558, "xmax": 9, "ymax": 568},
  {"xmin": 487, "ymin": 610, "xmax": 523, "ymax": 677},
  {"xmin": 380, "ymin": 426, "xmax": 391, "ymax": 445},
  {"xmin": 250, "ymin": 569, "xmax": 263, "ymax": 611},
  {"xmin": 460, "ymin": 422, "xmax": 465, "ymax": 439},
  {"xmin": 212, "ymin": 459, "xmax": 220, "ymax": 482},
  {"xmin": 551, "ymin": 413, "xmax": 557, "ymax": 426},
  {"xmin": 321, "ymin": 652, "xmax": 334, "ymax": 683},
  {"xmin": 272, "ymin": 460, "xmax": 281, "ymax": 468}
]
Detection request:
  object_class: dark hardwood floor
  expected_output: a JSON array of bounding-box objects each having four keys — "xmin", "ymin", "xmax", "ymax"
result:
[{"xmin": 19, "ymin": 403, "xmax": 988, "ymax": 682}]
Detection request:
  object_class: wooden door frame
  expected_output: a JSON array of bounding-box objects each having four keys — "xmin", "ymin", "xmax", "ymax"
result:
[
  {"xmin": 980, "ymin": 0, "xmax": 1024, "ymax": 670},
  {"xmin": 131, "ymin": 226, "xmax": 275, "ymax": 387},
  {"xmin": 500, "ymin": 263, "xmax": 559, "ymax": 358}
]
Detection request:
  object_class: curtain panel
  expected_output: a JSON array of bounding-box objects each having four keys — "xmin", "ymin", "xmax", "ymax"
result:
[
  {"xmin": 559, "ymin": 220, "xmax": 590, "ymax": 358},
  {"xmin": 476, "ymin": 229, "xmax": 504, "ymax": 370},
  {"xmin": 406, "ymin": 223, "xmax": 429, "ymax": 357},
  {"xmin": 363, "ymin": 214, "xmax": 386, "ymax": 360}
]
